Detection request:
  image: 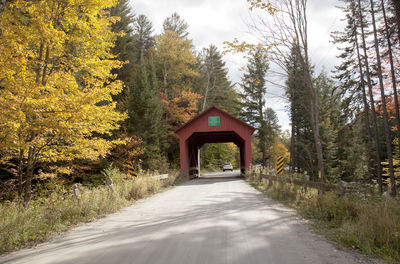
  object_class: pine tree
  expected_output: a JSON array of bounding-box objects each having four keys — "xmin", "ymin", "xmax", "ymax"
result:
[
  {"xmin": 285, "ymin": 44, "xmax": 316, "ymax": 177},
  {"xmin": 126, "ymin": 58, "xmax": 165, "ymax": 170},
  {"xmin": 264, "ymin": 107, "xmax": 280, "ymax": 167},
  {"xmin": 240, "ymin": 49, "xmax": 269, "ymax": 166},
  {"xmin": 194, "ymin": 44, "xmax": 240, "ymax": 115},
  {"xmin": 369, "ymin": 0, "xmax": 396, "ymax": 196},
  {"xmin": 389, "ymin": 0, "xmax": 400, "ymax": 43},
  {"xmin": 357, "ymin": 0, "xmax": 383, "ymax": 192},
  {"xmin": 163, "ymin": 12, "xmax": 189, "ymax": 38},
  {"xmin": 133, "ymin": 14, "xmax": 154, "ymax": 63},
  {"xmin": 109, "ymin": 0, "xmax": 136, "ymax": 106},
  {"xmin": 380, "ymin": 0, "xmax": 400, "ymax": 159},
  {"xmin": 331, "ymin": 0, "xmax": 375, "ymax": 180}
]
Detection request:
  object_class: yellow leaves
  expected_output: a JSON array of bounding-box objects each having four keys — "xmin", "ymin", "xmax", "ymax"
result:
[
  {"xmin": 244, "ymin": 77, "xmax": 263, "ymax": 86},
  {"xmin": 247, "ymin": 0, "xmax": 278, "ymax": 14},
  {"xmin": 382, "ymin": 155, "xmax": 400, "ymax": 186},
  {"xmin": 110, "ymin": 135, "xmax": 144, "ymax": 173},
  {"xmin": 268, "ymin": 139, "xmax": 289, "ymax": 165},
  {"xmin": 0, "ymin": 0, "xmax": 125, "ymax": 165},
  {"xmin": 223, "ymin": 38, "xmax": 276, "ymax": 61},
  {"xmin": 223, "ymin": 0, "xmax": 279, "ymax": 60},
  {"xmin": 154, "ymin": 30, "xmax": 199, "ymax": 84},
  {"xmin": 153, "ymin": 29, "xmax": 201, "ymax": 131}
]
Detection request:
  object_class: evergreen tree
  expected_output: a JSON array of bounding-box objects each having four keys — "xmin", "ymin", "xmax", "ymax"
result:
[
  {"xmin": 264, "ymin": 107, "xmax": 280, "ymax": 166},
  {"xmin": 331, "ymin": 0, "xmax": 375, "ymax": 180},
  {"xmin": 369, "ymin": 0, "xmax": 396, "ymax": 196},
  {"xmin": 285, "ymin": 44, "xmax": 316, "ymax": 177},
  {"xmin": 315, "ymin": 71, "xmax": 364, "ymax": 182},
  {"xmin": 194, "ymin": 44, "xmax": 240, "ymax": 115},
  {"xmin": 133, "ymin": 14, "xmax": 154, "ymax": 63},
  {"xmin": 163, "ymin": 12, "xmax": 189, "ymax": 38},
  {"xmin": 356, "ymin": 0, "xmax": 384, "ymax": 191},
  {"xmin": 389, "ymin": 0, "xmax": 400, "ymax": 43},
  {"xmin": 109, "ymin": 0, "xmax": 136, "ymax": 106},
  {"xmin": 109, "ymin": 3, "xmax": 164, "ymax": 171},
  {"xmin": 239, "ymin": 49, "xmax": 269, "ymax": 166},
  {"xmin": 126, "ymin": 59, "xmax": 165, "ymax": 170}
]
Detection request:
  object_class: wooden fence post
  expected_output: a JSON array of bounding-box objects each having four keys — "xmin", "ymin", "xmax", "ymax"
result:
[
  {"xmin": 106, "ymin": 177, "xmax": 114, "ymax": 193},
  {"xmin": 72, "ymin": 183, "xmax": 81, "ymax": 202}
]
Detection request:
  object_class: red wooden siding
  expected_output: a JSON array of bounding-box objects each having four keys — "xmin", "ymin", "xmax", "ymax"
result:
[{"xmin": 175, "ymin": 106, "xmax": 255, "ymax": 175}]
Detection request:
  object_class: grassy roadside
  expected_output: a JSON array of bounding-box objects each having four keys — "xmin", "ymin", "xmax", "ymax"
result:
[
  {"xmin": 246, "ymin": 173, "xmax": 400, "ymax": 264},
  {"xmin": 0, "ymin": 168, "xmax": 181, "ymax": 255}
]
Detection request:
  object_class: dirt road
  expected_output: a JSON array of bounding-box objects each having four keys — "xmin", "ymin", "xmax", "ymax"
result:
[{"xmin": 1, "ymin": 175, "xmax": 381, "ymax": 264}]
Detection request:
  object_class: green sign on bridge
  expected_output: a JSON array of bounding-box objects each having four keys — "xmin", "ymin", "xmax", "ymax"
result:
[{"xmin": 208, "ymin": 116, "xmax": 220, "ymax": 126}]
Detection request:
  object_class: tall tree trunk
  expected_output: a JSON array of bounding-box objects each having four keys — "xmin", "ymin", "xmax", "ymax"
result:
[
  {"xmin": 295, "ymin": 124, "xmax": 300, "ymax": 173},
  {"xmin": 391, "ymin": 0, "xmax": 400, "ymax": 44},
  {"xmin": 24, "ymin": 146, "xmax": 35, "ymax": 207},
  {"xmin": 310, "ymin": 90, "xmax": 325, "ymax": 181},
  {"xmin": 290, "ymin": 119, "xmax": 295, "ymax": 173},
  {"xmin": 163, "ymin": 63, "xmax": 168, "ymax": 99},
  {"xmin": 17, "ymin": 149, "xmax": 24, "ymax": 198},
  {"xmin": 298, "ymin": 47, "xmax": 325, "ymax": 180},
  {"xmin": 202, "ymin": 70, "xmax": 211, "ymax": 111},
  {"xmin": 357, "ymin": 0, "xmax": 383, "ymax": 193},
  {"xmin": 370, "ymin": 0, "xmax": 396, "ymax": 196},
  {"xmin": 291, "ymin": 0, "xmax": 325, "ymax": 181},
  {"xmin": 381, "ymin": 0, "xmax": 400, "ymax": 156},
  {"xmin": 258, "ymin": 93, "xmax": 266, "ymax": 167}
]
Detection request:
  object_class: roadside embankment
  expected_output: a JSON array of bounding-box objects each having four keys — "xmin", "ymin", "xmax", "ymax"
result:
[
  {"xmin": 246, "ymin": 171, "xmax": 400, "ymax": 264},
  {"xmin": 0, "ymin": 168, "xmax": 180, "ymax": 255}
]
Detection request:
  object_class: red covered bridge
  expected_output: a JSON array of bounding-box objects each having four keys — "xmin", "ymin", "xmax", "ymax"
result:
[{"xmin": 175, "ymin": 106, "xmax": 255, "ymax": 177}]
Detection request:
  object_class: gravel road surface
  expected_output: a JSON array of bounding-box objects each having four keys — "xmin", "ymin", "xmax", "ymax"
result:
[{"xmin": 1, "ymin": 173, "xmax": 381, "ymax": 264}]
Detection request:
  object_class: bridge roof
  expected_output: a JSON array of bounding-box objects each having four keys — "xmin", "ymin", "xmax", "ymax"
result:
[{"xmin": 174, "ymin": 106, "xmax": 255, "ymax": 136}]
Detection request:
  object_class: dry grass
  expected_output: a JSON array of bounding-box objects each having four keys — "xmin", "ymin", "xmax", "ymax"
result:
[
  {"xmin": 0, "ymin": 169, "xmax": 180, "ymax": 255},
  {"xmin": 248, "ymin": 174, "xmax": 400, "ymax": 263}
]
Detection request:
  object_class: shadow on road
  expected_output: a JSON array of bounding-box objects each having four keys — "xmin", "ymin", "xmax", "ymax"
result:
[
  {"xmin": 198, "ymin": 170, "xmax": 242, "ymax": 180},
  {"xmin": 0, "ymin": 171, "xmax": 367, "ymax": 264}
]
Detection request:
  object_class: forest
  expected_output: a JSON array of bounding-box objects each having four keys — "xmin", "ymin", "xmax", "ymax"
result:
[
  {"xmin": 0, "ymin": 0, "xmax": 400, "ymax": 261},
  {"xmin": 0, "ymin": 0, "xmax": 399, "ymax": 203}
]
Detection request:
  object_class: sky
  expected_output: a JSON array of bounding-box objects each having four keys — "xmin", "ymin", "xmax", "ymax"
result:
[{"xmin": 130, "ymin": 0, "xmax": 345, "ymax": 131}]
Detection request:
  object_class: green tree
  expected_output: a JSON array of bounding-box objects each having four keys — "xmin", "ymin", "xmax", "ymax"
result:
[
  {"xmin": 285, "ymin": 44, "xmax": 316, "ymax": 176},
  {"xmin": 264, "ymin": 107, "xmax": 280, "ymax": 167},
  {"xmin": 109, "ymin": 0, "xmax": 136, "ymax": 106},
  {"xmin": 163, "ymin": 12, "xmax": 189, "ymax": 38},
  {"xmin": 239, "ymin": 49, "xmax": 269, "ymax": 166},
  {"xmin": 194, "ymin": 44, "xmax": 240, "ymax": 115},
  {"xmin": 126, "ymin": 59, "xmax": 165, "ymax": 170},
  {"xmin": 331, "ymin": 0, "xmax": 375, "ymax": 181},
  {"xmin": 201, "ymin": 143, "xmax": 240, "ymax": 170},
  {"xmin": 133, "ymin": 14, "xmax": 154, "ymax": 63}
]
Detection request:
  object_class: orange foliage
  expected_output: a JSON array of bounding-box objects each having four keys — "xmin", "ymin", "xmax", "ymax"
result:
[{"xmin": 161, "ymin": 91, "xmax": 202, "ymax": 131}]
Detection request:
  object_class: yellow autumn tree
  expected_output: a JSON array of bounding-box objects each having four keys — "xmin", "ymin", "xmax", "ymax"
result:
[
  {"xmin": 268, "ymin": 138, "xmax": 289, "ymax": 169},
  {"xmin": 152, "ymin": 29, "xmax": 200, "ymax": 164},
  {"xmin": 153, "ymin": 30, "xmax": 201, "ymax": 131},
  {"xmin": 0, "ymin": 0, "xmax": 125, "ymax": 205}
]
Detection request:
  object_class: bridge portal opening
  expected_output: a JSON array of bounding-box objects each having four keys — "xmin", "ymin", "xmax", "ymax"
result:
[
  {"xmin": 175, "ymin": 106, "xmax": 255, "ymax": 178},
  {"xmin": 200, "ymin": 143, "xmax": 240, "ymax": 173},
  {"xmin": 187, "ymin": 131, "xmax": 244, "ymax": 177}
]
